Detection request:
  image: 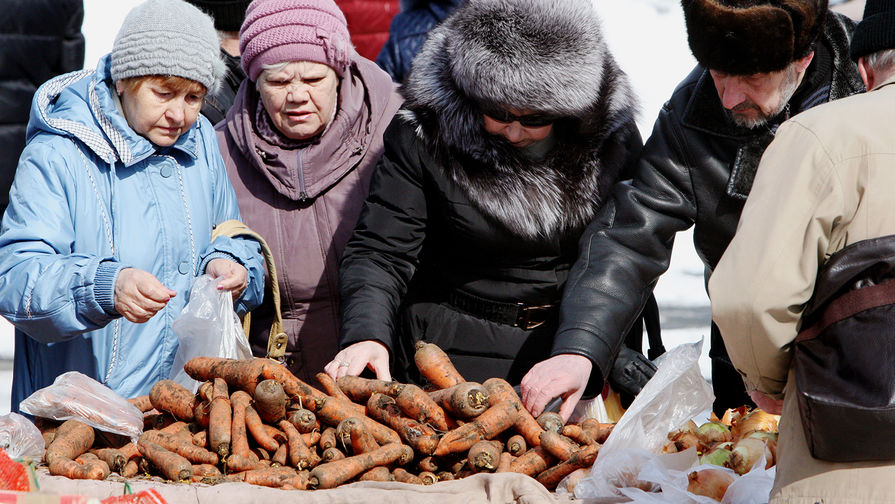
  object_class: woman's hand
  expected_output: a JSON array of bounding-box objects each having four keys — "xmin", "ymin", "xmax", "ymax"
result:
[
  {"xmin": 520, "ymin": 353, "xmax": 593, "ymax": 423},
  {"xmin": 324, "ymin": 341, "xmax": 392, "ymax": 381},
  {"xmin": 114, "ymin": 268, "xmax": 176, "ymax": 323},
  {"xmin": 206, "ymin": 258, "xmax": 248, "ymax": 301}
]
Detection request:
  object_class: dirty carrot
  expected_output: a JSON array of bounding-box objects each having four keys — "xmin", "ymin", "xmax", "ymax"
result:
[
  {"xmin": 437, "ymin": 470, "xmax": 455, "ymax": 481},
  {"xmin": 321, "ymin": 447, "xmax": 345, "ymax": 462},
  {"xmin": 226, "ymin": 452, "xmax": 263, "ymax": 473},
  {"xmin": 539, "ymin": 430, "xmax": 577, "ymax": 462},
  {"xmin": 334, "ymin": 376, "xmax": 400, "ymax": 403},
  {"xmin": 314, "ymin": 395, "xmax": 401, "ymax": 445},
  {"xmin": 428, "ymin": 381, "xmax": 490, "ymax": 419},
  {"xmin": 506, "ymin": 434, "xmax": 527, "ymax": 456},
  {"xmin": 496, "ymin": 451, "xmax": 514, "ymax": 473},
  {"xmin": 45, "ymin": 419, "xmax": 94, "ymax": 466},
  {"xmin": 434, "ymin": 399, "xmax": 519, "ymax": 457},
  {"xmin": 89, "ymin": 448, "xmax": 125, "ymax": 475},
  {"xmin": 140, "ymin": 430, "xmax": 218, "ymax": 465},
  {"xmin": 467, "ymin": 440, "xmax": 502, "ymax": 472},
  {"xmin": 128, "ymin": 395, "xmax": 154, "ymax": 412},
  {"xmin": 184, "ymin": 357, "xmax": 271, "ymax": 395},
  {"xmin": 244, "ymin": 405, "xmax": 280, "ymax": 452},
  {"xmin": 229, "ymin": 466, "xmax": 298, "ymax": 488},
  {"xmin": 419, "ymin": 471, "xmax": 438, "ymax": 485},
  {"xmin": 417, "ymin": 456, "xmax": 439, "ymax": 473},
  {"xmin": 287, "ymin": 408, "xmax": 318, "ymax": 434},
  {"xmin": 537, "ymin": 412, "xmax": 564, "ymax": 433},
  {"xmin": 392, "ymin": 467, "xmax": 423, "ymax": 484},
  {"xmin": 358, "ymin": 466, "xmax": 392, "ymax": 482},
  {"xmin": 394, "ymin": 383, "xmax": 450, "ymax": 431},
  {"xmin": 193, "ymin": 399, "xmax": 211, "ymax": 428},
  {"xmin": 580, "ymin": 418, "xmax": 614, "ymax": 444},
  {"xmin": 192, "ymin": 430, "xmax": 208, "ymax": 449},
  {"xmin": 122, "ymin": 458, "xmax": 140, "ymax": 478},
  {"xmin": 414, "ymin": 341, "xmax": 465, "ymax": 389},
  {"xmin": 308, "ymin": 443, "xmax": 413, "ymax": 490},
  {"xmin": 74, "ymin": 452, "xmax": 110, "ymax": 480},
  {"xmin": 230, "ymin": 390, "xmax": 254, "ymax": 462},
  {"xmin": 260, "ymin": 363, "xmax": 326, "ymax": 403},
  {"xmin": 280, "ymin": 419, "xmax": 313, "ymax": 470},
  {"xmin": 561, "ymin": 424, "xmax": 596, "ymax": 446},
  {"xmin": 320, "ymin": 427, "xmax": 338, "ymax": 450},
  {"xmin": 137, "ymin": 438, "xmax": 192, "ymax": 482},
  {"xmin": 253, "ymin": 379, "xmax": 287, "ymax": 424},
  {"xmin": 272, "ymin": 443, "xmax": 289, "ymax": 466},
  {"xmin": 366, "ymin": 393, "xmax": 439, "ymax": 455},
  {"xmin": 315, "ymin": 372, "xmax": 352, "ymax": 404},
  {"xmin": 209, "ymin": 377, "xmax": 232, "ymax": 459},
  {"xmin": 148, "ymin": 380, "xmax": 196, "ymax": 421},
  {"xmin": 302, "ymin": 430, "xmax": 322, "ymax": 448},
  {"xmin": 192, "ymin": 463, "xmax": 222, "ymax": 480},
  {"xmin": 483, "ymin": 378, "xmax": 544, "ymax": 447},
  {"xmin": 509, "ymin": 446, "xmax": 556, "ymax": 477},
  {"xmin": 536, "ymin": 444, "xmax": 600, "ymax": 490},
  {"xmin": 347, "ymin": 418, "xmax": 379, "ymax": 455}
]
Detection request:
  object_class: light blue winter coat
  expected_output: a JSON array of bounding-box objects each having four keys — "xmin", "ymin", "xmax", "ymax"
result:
[{"xmin": 0, "ymin": 54, "xmax": 265, "ymax": 411}]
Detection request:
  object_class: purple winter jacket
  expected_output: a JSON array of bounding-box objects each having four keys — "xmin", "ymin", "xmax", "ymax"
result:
[{"xmin": 216, "ymin": 57, "xmax": 401, "ymax": 383}]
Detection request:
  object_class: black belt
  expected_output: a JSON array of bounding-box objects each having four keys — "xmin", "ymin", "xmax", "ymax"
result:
[{"xmin": 446, "ymin": 289, "xmax": 557, "ymax": 330}]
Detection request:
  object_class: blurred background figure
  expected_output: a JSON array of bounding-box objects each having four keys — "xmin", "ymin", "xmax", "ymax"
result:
[
  {"xmin": 216, "ymin": 0, "xmax": 401, "ymax": 383},
  {"xmin": 184, "ymin": 0, "xmax": 251, "ymax": 124},
  {"xmin": 0, "ymin": 0, "xmax": 85, "ymax": 219},
  {"xmin": 335, "ymin": 0, "xmax": 398, "ymax": 61},
  {"xmin": 376, "ymin": 0, "xmax": 463, "ymax": 83}
]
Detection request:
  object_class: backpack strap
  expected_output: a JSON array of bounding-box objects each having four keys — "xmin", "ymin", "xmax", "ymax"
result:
[
  {"xmin": 211, "ymin": 219, "xmax": 289, "ymax": 360},
  {"xmin": 796, "ymin": 277, "xmax": 895, "ymax": 343}
]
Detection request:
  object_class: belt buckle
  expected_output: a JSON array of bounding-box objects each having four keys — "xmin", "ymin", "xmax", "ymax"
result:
[{"xmin": 516, "ymin": 303, "xmax": 554, "ymax": 330}]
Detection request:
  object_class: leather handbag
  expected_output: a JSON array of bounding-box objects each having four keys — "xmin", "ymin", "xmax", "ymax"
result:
[
  {"xmin": 211, "ymin": 220, "xmax": 289, "ymax": 361},
  {"xmin": 794, "ymin": 235, "xmax": 895, "ymax": 461}
]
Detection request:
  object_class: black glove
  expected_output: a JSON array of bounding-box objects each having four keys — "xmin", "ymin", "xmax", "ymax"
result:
[{"xmin": 608, "ymin": 346, "xmax": 658, "ymax": 408}]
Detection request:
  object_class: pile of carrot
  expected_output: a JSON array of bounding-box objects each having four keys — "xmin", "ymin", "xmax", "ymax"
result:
[{"xmin": 31, "ymin": 342, "xmax": 614, "ymax": 491}]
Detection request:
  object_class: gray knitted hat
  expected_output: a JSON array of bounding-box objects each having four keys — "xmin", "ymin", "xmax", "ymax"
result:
[{"xmin": 111, "ymin": 0, "xmax": 225, "ymax": 93}]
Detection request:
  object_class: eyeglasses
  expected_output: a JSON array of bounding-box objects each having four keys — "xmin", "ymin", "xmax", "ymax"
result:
[{"xmin": 481, "ymin": 107, "xmax": 557, "ymax": 128}]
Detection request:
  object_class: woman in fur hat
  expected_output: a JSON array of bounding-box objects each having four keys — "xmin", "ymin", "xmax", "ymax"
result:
[{"xmin": 325, "ymin": 0, "xmax": 641, "ymax": 421}]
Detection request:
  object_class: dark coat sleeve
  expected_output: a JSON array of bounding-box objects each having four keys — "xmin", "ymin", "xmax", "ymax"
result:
[
  {"xmin": 552, "ymin": 101, "xmax": 699, "ymax": 384},
  {"xmin": 338, "ymin": 116, "xmax": 428, "ymax": 351}
]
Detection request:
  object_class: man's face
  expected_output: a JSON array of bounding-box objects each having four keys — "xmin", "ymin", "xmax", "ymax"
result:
[{"xmin": 709, "ymin": 53, "xmax": 813, "ymax": 129}]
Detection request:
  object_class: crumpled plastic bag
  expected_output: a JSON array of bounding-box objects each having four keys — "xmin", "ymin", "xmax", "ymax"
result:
[
  {"xmin": 19, "ymin": 371, "xmax": 143, "ymax": 440},
  {"xmin": 573, "ymin": 340, "xmax": 714, "ymax": 499},
  {"xmin": 170, "ymin": 274, "xmax": 252, "ymax": 391},
  {"xmin": 0, "ymin": 412, "xmax": 45, "ymax": 460}
]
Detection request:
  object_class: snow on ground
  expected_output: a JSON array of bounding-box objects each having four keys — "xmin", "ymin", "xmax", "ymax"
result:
[{"xmin": 0, "ymin": 0, "xmax": 714, "ymax": 415}]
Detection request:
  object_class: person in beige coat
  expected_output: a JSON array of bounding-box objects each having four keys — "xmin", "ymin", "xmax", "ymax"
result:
[{"xmin": 709, "ymin": 2, "xmax": 895, "ymax": 502}]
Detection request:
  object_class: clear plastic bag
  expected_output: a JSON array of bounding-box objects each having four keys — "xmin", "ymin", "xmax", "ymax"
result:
[
  {"xmin": 19, "ymin": 371, "xmax": 143, "ymax": 440},
  {"xmin": 0, "ymin": 412, "xmax": 45, "ymax": 460},
  {"xmin": 573, "ymin": 340, "xmax": 714, "ymax": 500},
  {"xmin": 170, "ymin": 274, "xmax": 252, "ymax": 391}
]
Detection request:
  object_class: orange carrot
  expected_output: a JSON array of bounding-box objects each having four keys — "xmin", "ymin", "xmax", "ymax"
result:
[
  {"xmin": 259, "ymin": 363, "xmax": 326, "ymax": 403},
  {"xmin": 366, "ymin": 393, "xmax": 439, "ymax": 455},
  {"xmin": 509, "ymin": 446, "xmax": 555, "ymax": 477},
  {"xmin": 334, "ymin": 376, "xmax": 400, "ymax": 403},
  {"xmin": 313, "ymin": 395, "xmax": 401, "ymax": 445},
  {"xmin": 271, "ymin": 442, "xmax": 289, "ymax": 466},
  {"xmin": 434, "ymin": 399, "xmax": 519, "ymax": 457},
  {"xmin": 414, "ymin": 341, "xmax": 464, "ymax": 389},
  {"xmin": 192, "ymin": 463, "xmax": 222, "ymax": 481},
  {"xmin": 417, "ymin": 456, "xmax": 439, "ymax": 473},
  {"xmin": 74, "ymin": 452, "xmax": 110, "ymax": 480},
  {"xmin": 209, "ymin": 377, "xmax": 232, "ymax": 459},
  {"xmin": 419, "ymin": 471, "xmax": 438, "ymax": 485},
  {"xmin": 302, "ymin": 430, "xmax": 322, "ymax": 448},
  {"xmin": 287, "ymin": 408, "xmax": 318, "ymax": 434},
  {"xmin": 140, "ymin": 430, "xmax": 218, "ymax": 465},
  {"xmin": 467, "ymin": 440, "xmax": 501, "ymax": 472},
  {"xmin": 321, "ymin": 447, "xmax": 346, "ymax": 462},
  {"xmin": 316, "ymin": 372, "xmax": 353, "ymax": 404},
  {"xmin": 580, "ymin": 418, "xmax": 613, "ymax": 444},
  {"xmin": 89, "ymin": 448, "xmax": 125, "ymax": 475},
  {"xmin": 228, "ymin": 466, "xmax": 298, "ymax": 488},
  {"xmin": 184, "ymin": 357, "xmax": 271, "ymax": 396},
  {"xmin": 193, "ymin": 399, "xmax": 211, "ymax": 428},
  {"xmin": 192, "ymin": 430, "xmax": 208, "ymax": 449},
  {"xmin": 483, "ymin": 378, "xmax": 544, "ymax": 447},
  {"xmin": 244, "ymin": 405, "xmax": 280, "ymax": 452},
  {"xmin": 45, "ymin": 420, "xmax": 94, "ymax": 467},
  {"xmin": 253, "ymin": 379, "xmax": 287, "ymax": 424},
  {"xmin": 536, "ymin": 444, "xmax": 600, "ymax": 490},
  {"xmin": 137, "ymin": 438, "xmax": 191, "ymax": 482},
  {"xmin": 122, "ymin": 458, "xmax": 140, "ymax": 478},
  {"xmin": 280, "ymin": 419, "xmax": 313, "ymax": 470},
  {"xmin": 358, "ymin": 466, "xmax": 392, "ymax": 482},
  {"xmin": 128, "ymin": 395, "xmax": 153, "ymax": 413},
  {"xmin": 506, "ymin": 434, "xmax": 527, "ymax": 456},
  {"xmin": 496, "ymin": 451, "xmax": 514, "ymax": 473},
  {"xmin": 320, "ymin": 427, "xmax": 338, "ymax": 450},
  {"xmin": 539, "ymin": 430, "xmax": 577, "ymax": 462},
  {"xmin": 308, "ymin": 443, "xmax": 414, "ymax": 489},
  {"xmin": 393, "ymin": 383, "xmax": 450, "ymax": 431},
  {"xmin": 392, "ymin": 467, "xmax": 423, "ymax": 484},
  {"xmin": 437, "ymin": 470, "xmax": 455, "ymax": 481},
  {"xmin": 226, "ymin": 453, "xmax": 264, "ymax": 473},
  {"xmin": 148, "ymin": 380, "xmax": 196, "ymax": 421},
  {"xmin": 428, "ymin": 382, "xmax": 490, "ymax": 419},
  {"xmin": 537, "ymin": 412, "xmax": 564, "ymax": 433},
  {"xmin": 347, "ymin": 418, "xmax": 379, "ymax": 455}
]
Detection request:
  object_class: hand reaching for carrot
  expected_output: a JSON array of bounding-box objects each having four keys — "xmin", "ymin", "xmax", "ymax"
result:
[
  {"xmin": 114, "ymin": 268, "xmax": 176, "ymax": 323},
  {"xmin": 519, "ymin": 354, "xmax": 593, "ymax": 423},
  {"xmin": 205, "ymin": 258, "xmax": 248, "ymax": 301},
  {"xmin": 324, "ymin": 341, "xmax": 392, "ymax": 381}
]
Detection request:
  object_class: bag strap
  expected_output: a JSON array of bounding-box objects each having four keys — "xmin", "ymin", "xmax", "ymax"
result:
[
  {"xmin": 211, "ymin": 219, "xmax": 289, "ymax": 360},
  {"xmin": 796, "ymin": 277, "xmax": 895, "ymax": 343}
]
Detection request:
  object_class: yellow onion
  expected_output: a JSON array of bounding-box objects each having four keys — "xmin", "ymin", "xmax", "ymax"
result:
[
  {"xmin": 731, "ymin": 409, "xmax": 779, "ymax": 440},
  {"xmin": 662, "ymin": 431, "xmax": 699, "ymax": 453},
  {"xmin": 696, "ymin": 421, "xmax": 733, "ymax": 448},
  {"xmin": 699, "ymin": 443, "xmax": 732, "ymax": 467},
  {"xmin": 687, "ymin": 468, "xmax": 736, "ymax": 501},
  {"xmin": 726, "ymin": 437, "xmax": 773, "ymax": 475}
]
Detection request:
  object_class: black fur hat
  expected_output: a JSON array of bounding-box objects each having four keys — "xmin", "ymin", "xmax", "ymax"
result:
[{"xmin": 682, "ymin": 0, "xmax": 828, "ymax": 75}]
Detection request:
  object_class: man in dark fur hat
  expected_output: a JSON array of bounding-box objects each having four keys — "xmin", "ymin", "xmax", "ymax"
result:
[{"xmin": 523, "ymin": 0, "xmax": 865, "ymax": 418}]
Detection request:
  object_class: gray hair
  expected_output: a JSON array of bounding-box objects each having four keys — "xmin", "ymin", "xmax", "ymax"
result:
[
  {"xmin": 865, "ymin": 49, "xmax": 895, "ymax": 78},
  {"xmin": 255, "ymin": 61, "xmax": 291, "ymax": 90}
]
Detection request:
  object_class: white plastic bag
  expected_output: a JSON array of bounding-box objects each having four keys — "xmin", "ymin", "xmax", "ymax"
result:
[
  {"xmin": 0, "ymin": 412, "xmax": 45, "ymax": 460},
  {"xmin": 170, "ymin": 274, "xmax": 252, "ymax": 391},
  {"xmin": 19, "ymin": 371, "xmax": 143, "ymax": 440},
  {"xmin": 573, "ymin": 340, "xmax": 714, "ymax": 499}
]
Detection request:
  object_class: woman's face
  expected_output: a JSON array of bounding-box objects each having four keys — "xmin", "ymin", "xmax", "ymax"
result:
[
  {"xmin": 116, "ymin": 78, "xmax": 205, "ymax": 147},
  {"xmin": 482, "ymin": 107, "xmax": 554, "ymax": 148},
  {"xmin": 258, "ymin": 61, "xmax": 339, "ymax": 141}
]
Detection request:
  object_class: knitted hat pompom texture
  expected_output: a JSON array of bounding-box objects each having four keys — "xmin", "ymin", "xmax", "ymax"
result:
[
  {"xmin": 239, "ymin": 0, "xmax": 352, "ymax": 81},
  {"xmin": 111, "ymin": 0, "xmax": 226, "ymax": 93},
  {"xmin": 850, "ymin": 0, "xmax": 895, "ymax": 61}
]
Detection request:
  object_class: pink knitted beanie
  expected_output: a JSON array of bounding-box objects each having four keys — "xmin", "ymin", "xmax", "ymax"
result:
[{"xmin": 239, "ymin": 0, "xmax": 351, "ymax": 81}]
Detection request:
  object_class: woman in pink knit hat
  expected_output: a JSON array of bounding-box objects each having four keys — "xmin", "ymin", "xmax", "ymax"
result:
[{"xmin": 215, "ymin": 0, "xmax": 402, "ymax": 383}]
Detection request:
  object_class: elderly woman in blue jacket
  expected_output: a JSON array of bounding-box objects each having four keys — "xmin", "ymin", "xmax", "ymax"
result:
[{"xmin": 0, "ymin": 0, "xmax": 264, "ymax": 410}]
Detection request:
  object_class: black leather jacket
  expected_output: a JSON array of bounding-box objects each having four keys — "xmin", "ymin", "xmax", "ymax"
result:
[{"xmin": 553, "ymin": 12, "xmax": 864, "ymax": 386}]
